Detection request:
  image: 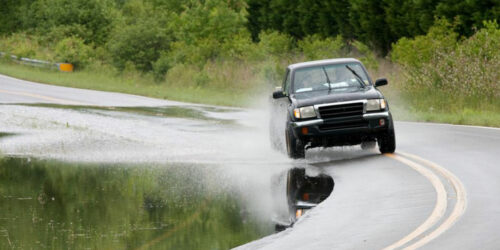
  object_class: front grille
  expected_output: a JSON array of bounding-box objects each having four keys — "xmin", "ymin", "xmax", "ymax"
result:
[
  {"xmin": 318, "ymin": 102, "xmax": 364, "ymax": 119},
  {"xmin": 318, "ymin": 120, "xmax": 368, "ymax": 131}
]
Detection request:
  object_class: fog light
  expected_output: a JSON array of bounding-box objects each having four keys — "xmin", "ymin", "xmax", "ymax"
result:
[
  {"xmin": 301, "ymin": 127, "xmax": 308, "ymax": 135},
  {"xmin": 302, "ymin": 193, "xmax": 309, "ymax": 201},
  {"xmin": 296, "ymin": 209, "xmax": 303, "ymax": 218},
  {"xmin": 379, "ymin": 118, "xmax": 386, "ymax": 126}
]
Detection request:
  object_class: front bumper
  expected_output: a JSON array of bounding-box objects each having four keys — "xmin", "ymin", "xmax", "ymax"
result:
[{"xmin": 290, "ymin": 111, "xmax": 391, "ymax": 143}]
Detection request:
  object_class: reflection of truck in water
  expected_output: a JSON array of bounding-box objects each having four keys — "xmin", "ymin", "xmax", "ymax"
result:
[{"xmin": 274, "ymin": 168, "xmax": 334, "ymax": 232}]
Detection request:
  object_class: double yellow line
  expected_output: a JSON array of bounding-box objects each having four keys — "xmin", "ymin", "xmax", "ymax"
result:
[
  {"xmin": 0, "ymin": 89, "xmax": 88, "ymax": 105},
  {"xmin": 384, "ymin": 152, "xmax": 467, "ymax": 250}
]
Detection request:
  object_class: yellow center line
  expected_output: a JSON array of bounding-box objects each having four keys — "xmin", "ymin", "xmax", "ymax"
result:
[
  {"xmin": 398, "ymin": 152, "xmax": 467, "ymax": 250},
  {"xmin": 0, "ymin": 89, "xmax": 89, "ymax": 105},
  {"xmin": 383, "ymin": 153, "xmax": 448, "ymax": 250}
]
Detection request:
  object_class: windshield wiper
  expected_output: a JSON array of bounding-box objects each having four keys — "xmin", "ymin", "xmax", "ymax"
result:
[
  {"xmin": 322, "ymin": 66, "xmax": 332, "ymax": 91},
  {"xmin": 345, "ymin": 65, "xmax": 366, "ymax": 89}
]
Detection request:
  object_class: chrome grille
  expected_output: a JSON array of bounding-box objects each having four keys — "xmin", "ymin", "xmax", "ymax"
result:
[{"xmin": 317, "ymin": 102, "xmax": 364, "ymax": 119}]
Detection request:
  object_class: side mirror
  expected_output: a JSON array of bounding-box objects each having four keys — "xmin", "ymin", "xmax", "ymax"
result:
[
  {"xmin": 272, "ymin": 87, "xmax": 286, "ymax": 99},
  {"xmin": 375, "ymin": 78, "xmax": 388, "ymax": 87}
]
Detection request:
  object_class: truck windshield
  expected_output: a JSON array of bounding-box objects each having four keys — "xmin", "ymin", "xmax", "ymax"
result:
[{"xmin": 293, "ymin": 63, "xmax": 370, "ymax": 93}]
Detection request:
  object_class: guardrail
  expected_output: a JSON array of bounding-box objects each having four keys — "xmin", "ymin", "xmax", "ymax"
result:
[{"xmin": 0, "ymin": 52, "xmax": 73, "ymax": 72}]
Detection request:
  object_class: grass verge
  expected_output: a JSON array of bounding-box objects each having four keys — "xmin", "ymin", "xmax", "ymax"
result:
[
  {"xmin": 1, "ymin": 60, "xmax": 499, "ymax": 127},
  {"xmin": 0, "ymin": 61, "xmax": 253, "ymax": 107},
  {"xmin": 384, "ymin": 87, "xmax": 500, "ymax": 128}
]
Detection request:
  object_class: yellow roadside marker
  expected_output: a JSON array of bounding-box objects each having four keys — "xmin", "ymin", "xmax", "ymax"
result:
[{"xmin": 58, "ymin": 63, "xmax": 74, "ymax": 72}]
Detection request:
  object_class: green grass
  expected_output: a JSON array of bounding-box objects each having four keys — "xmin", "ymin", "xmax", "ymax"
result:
[
  {"xmin": 385, "ymin": 88, "xmax": 500, "ymax": 128},
  {"xmin": 0, "ymin": 60, "xmax": 252, "ymax": 107},
  {"xmin": 390, "ymin": 104, "xmax": 500, "ymax": 127},
  {"xmin": 1, "ymin": 60, "xmax": 499, "ymax": 127}
]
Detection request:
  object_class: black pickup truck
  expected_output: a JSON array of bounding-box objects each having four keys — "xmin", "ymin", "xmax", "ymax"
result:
[{"xmin": 270, "ymin": 58, "xmax": 396, "ymax": 158}]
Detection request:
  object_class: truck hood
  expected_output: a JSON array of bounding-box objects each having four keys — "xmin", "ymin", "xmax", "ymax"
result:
[{"xmin": 291, "ymin": 87, "xmax": 383, "ymax": 107}]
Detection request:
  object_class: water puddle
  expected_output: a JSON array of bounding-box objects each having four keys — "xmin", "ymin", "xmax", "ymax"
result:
[
  {"xmin": 10, "ymin": 103, "xmax": 235, "ymax": 124},
  {"xmin": 0, "ymin": 101, "xmax": 339, "ymax": 248},
  {"xmin": 0, "ymin": 157, "xmax": 272, "ymax": 249}
]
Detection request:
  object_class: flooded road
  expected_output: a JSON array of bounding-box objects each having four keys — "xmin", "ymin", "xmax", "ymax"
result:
[
  {"xmin": 3, "ymin": 75, "xmax": 500, "ymax": 249},
  {"xmin": 0, "ymin": 157, "xmax": 272, "ymax": 249},
  {"xmin": 0, "ymin": 101, "xmax": 291, "ymax": 249}
]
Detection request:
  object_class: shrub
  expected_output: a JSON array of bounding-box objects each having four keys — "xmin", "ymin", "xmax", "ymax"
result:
[
  {"xmin": 220, "ymin": 32, "xmax": 256, "ymax": 61},
  {"xmin": 257, "ymin": 30, "xmax": 294, "ymax": 57},
  {"xmin": 391, "ymin": 19, "xmax": 458, "ymax": 69},
  {"xmin": 107, "ymin": 19, "xmax": 170, "ymax": 72},
  {"xmin": 0, "ymin": 33, "xmax": 56, "ymax": 60},
  {"xmin": 165, "ymin": 0, "xmax": 249, "ymax": 67},
  {"xmin": 54, "ymin": 36, "xmax": 93, "ymax": 68},
  {"xmin": 152, "ymin": 53, "xmax": 172, "ymax": 81},
  {"xmin": 0, "ymin": 33, "xmax": 37, "ymax": 58},
  {"xmin": 391, "ymin": 19, "xmax": 500, "ymax": 102},
  {"xmin": 22, "ymin": 0, "xmax": 115, "ymax": 45},
  {"xmin": 42, "ymin": 24, "xmax": 93, "ymax": 45},
  {"xmin": 298, "ymin": 34, "xmax": 345, "ymax": 60},
  {"xmin": 352, "ymin": 40, "xmax": 378, "ymax": 70}
]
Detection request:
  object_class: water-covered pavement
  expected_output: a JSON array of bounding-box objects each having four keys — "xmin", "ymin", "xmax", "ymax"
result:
[
  {"xmin": 0, "ymin": 157, "xmax": 272, "ymax": 249},
  {"xmin": 2, "ymin": 74, "xmax": 500, "ymax": 249},
  {"xmin": 0, "ymin": 101, "xmax": 293, "ymax": 249}
]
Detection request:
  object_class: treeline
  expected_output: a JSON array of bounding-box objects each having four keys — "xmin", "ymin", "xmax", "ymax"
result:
[
  {"xmin": 247, "ymin": 0, "xmax": 499, "ymax": 54},
  {"xmin": 1, "ymin": 0, "xmax": 498, "ymax": 59},
  {"xmin": 0, "ymin": 0, "xmax": 498, "ymax": 93},
  {"xmin": 0, "ymin": 0, "xmax": 376, "ymax": 82}
]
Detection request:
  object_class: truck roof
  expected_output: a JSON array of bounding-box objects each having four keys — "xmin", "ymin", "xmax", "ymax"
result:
[{"xmin": 287, "ymin": 58, "xmax": 361, "ymax": 71}]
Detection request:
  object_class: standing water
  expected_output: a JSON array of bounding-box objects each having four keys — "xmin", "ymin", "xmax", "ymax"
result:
[{"xmin": 0, "ymin": 157, "xmax": 272, "ymax": 249}]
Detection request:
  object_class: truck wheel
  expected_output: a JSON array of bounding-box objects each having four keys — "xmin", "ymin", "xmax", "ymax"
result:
[
  {"xmin": 378, "ymin": 127, "xmax": 396, "ymax": 154},
  {"xmin": 286, "ymin": 127, "xmax": 305, "ymax": 159}
]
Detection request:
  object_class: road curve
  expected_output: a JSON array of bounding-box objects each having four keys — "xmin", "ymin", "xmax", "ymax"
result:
[{"xmin": 1, "ymin": 74, "xmax": 500, "ymax": 249}]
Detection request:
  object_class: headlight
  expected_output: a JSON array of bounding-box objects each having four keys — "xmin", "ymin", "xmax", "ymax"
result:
[
  {"xmin": 366, "ymin": 99, "xmax": 386, "ymax": 111},
  {"xmin": 293, "ymin": 106, "xmax": 316, "ymax": 119}
]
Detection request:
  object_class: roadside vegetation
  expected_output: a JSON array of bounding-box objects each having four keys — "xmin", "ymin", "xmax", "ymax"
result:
[
  {"xmin": 391, "ymin": 20, "xmax": 500, "ymax": 126},
  {"xmin": 0, "ymin": 0, "xmax": 498, "ymax": 126}
]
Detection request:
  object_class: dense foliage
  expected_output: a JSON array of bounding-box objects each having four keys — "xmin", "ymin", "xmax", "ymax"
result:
[
  {"xmin": 247, "ymin": 0, "xmax": 500, "ymax": 54},
  {"xmin": 2, "ymin": 0, "xmax": 497, "ymax": 70},
  {"xmin": 0, "ymin": 0, "xmax": 498, "ymax": 125},
  {"xmin": 392, "ymin": 19, "xmax": 500, "ymax": 100},
  {"xmin": 0, "ymin": 0, "xmax": 498, "ymax": 101}
]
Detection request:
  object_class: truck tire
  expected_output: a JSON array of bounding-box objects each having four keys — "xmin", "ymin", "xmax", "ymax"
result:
[
  {"xmin": 286, "ymin": 127, "xmax": 305, "ymax": 159},
  {"xmin": 378, "ymin": 127, "xmax": 396, "ymax": 154}
]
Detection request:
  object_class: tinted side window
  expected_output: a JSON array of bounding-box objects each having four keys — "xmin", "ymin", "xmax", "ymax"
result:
[{"xmin": 283, "ymin": 69, "xmax": 291, "ymax": 95}]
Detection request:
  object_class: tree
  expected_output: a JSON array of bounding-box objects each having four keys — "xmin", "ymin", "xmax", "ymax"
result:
[
  {"xmin": 435, "ymin": 0, "xmax": 500, "ymax": 36},
  {"xmin": 349, "ymin": 0, "xmax": 393, "ymax": 54},
  {"xmin": 108, "ymin": 18, "xmax": 170, "ymax": 71},
  {"xmin": 0, "ymin": 0, "xmax": 33, "ymax": 35},
  {"xmin": 21, "ymin": 0, "xmax": 115, "ymax": 45}
]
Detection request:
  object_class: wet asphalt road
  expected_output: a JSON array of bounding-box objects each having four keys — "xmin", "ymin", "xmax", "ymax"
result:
[{"xmin": 1, "ymin": 73, "xmax": 500, "ymax": 249}]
